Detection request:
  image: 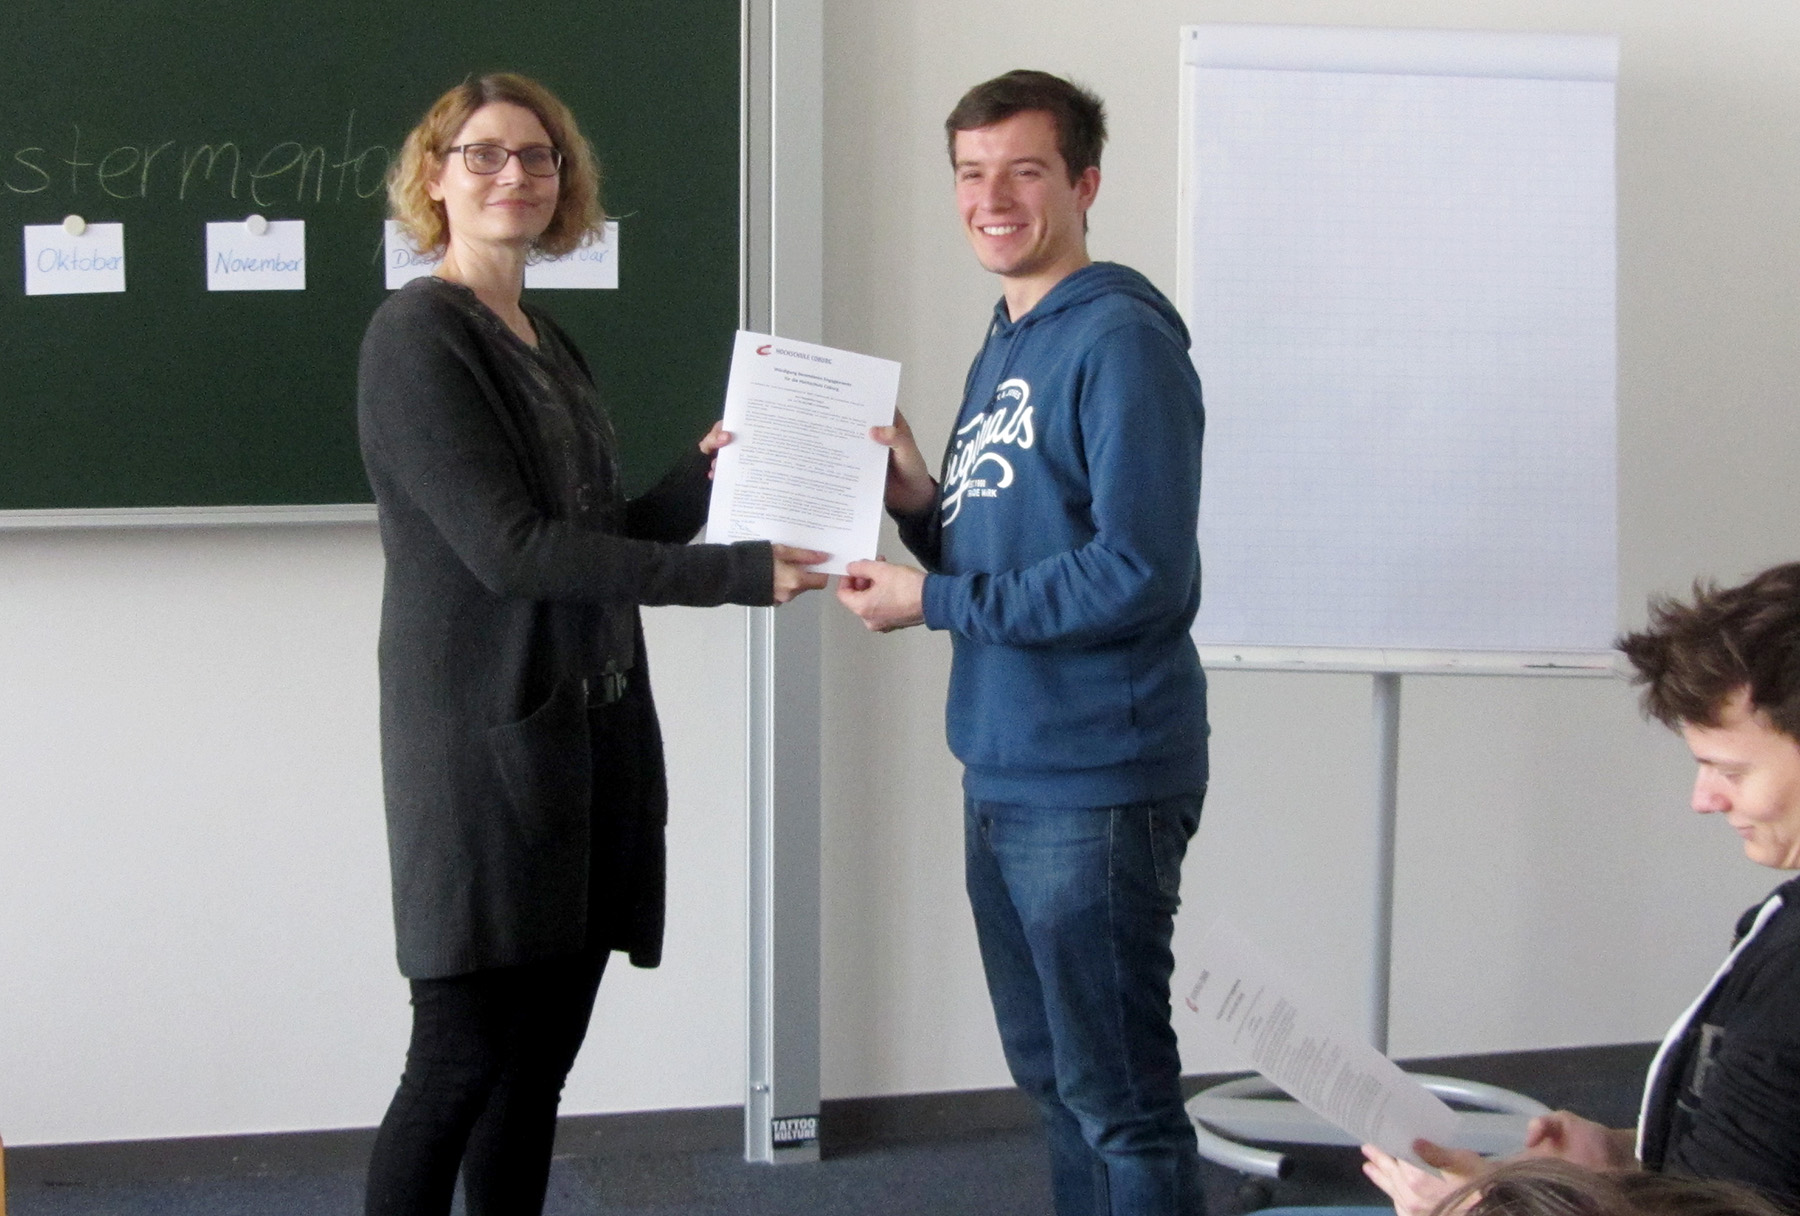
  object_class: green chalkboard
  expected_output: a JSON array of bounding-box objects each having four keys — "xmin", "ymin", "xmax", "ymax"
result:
[{"xmin": 0, "ymin": 0, "xmax": 741, "ymax": 511}]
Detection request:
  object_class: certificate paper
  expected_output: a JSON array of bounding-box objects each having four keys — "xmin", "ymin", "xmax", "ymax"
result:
[
  {"xmin": 1183, "ymin": 917, "xmax": 1461, "ymax": 1164},
  {"xmin": 704, "ymin": 331, "xmax": 900, "ymax": 575}
]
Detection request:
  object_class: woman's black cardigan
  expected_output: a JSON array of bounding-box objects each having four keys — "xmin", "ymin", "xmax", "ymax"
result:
[{"xmin": 357, "ymin": 279, "xmax": 772, "ymax": 980}]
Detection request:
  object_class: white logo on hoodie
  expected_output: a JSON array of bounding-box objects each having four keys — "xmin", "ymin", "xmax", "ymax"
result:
[{"xmin": 942, "ymin": 378, "xmax": 1036, "ymax": 525}]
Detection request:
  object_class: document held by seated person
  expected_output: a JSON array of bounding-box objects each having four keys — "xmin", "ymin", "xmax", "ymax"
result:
[
  {"xmin": 705, "ymin": 331, "xmax": 901, "ymax": 576},
  {"xmin": 1184, "ymin": 916, "xmax": 1461, "ymax": 1164}
]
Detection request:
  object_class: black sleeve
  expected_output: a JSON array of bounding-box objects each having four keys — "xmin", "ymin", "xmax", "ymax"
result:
[
  {"xmin": 623, "ymin": 445, "xmax": 713, "ymax": 543},
  {"xmin": 357, "ymin": 294, "xmax": 774, "ymax": 608},
  {"xmin": 1664, "ymin": 1039, "xmax": 1800, "ymax": 1209},
  {"xmin": 894, "ymin": 501, "xmax": 943, "ymax": 571}
]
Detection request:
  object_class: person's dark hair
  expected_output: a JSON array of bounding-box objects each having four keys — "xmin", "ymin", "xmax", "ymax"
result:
[
  {"xmin": 1617, "ymin": 562, "xmax": 1800, "ymax": 738},
  {"xmin": 1432, "ymin": 1159, "xmax": 1785, "ymax": 1216},
  {"xmin": 944, "ymin": 69, "xmax": 1107, "ymax": 182}
]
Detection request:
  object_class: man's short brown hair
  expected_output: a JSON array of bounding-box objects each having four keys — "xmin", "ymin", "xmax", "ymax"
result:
[
  {"xmin": 1618, "ymin": 562, "xmax": 1800, "ymax": 739},
  {"xmin": 944, "ymin": 69, "xmax": 1106, "ymax": 183}
]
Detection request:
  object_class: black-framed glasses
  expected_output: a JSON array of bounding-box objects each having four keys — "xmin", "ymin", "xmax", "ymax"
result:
[{"xmin": 445, "ymin": 143, "xmax": 563, "ymax": 177}]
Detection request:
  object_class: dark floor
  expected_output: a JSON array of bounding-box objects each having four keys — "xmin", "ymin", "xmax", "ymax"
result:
[
  {"xmin": 4, "ymin": 1043, "xmax": 1656, "ymax": 1216},
  {"xmin": 7, "ymin": 1132, "xmax": 1055, "ymax": 1216}
]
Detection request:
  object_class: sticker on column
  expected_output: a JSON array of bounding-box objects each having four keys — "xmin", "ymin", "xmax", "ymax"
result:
[
  {"xmin": 24, "ymin": 216, "xmax": 126, "ymax": 295},
  {"xmin": 524, "ymin": 221, "xmax": 619, "ymax": 289},
  {"xmin": 206, "ymin": 215, "xmax": 306, "ymax": 291},
  {"xmin": 770, "ymin": 1114, "xmax": 819, "ymax": 1149},
  {"xmin": 383, "ymin": 220, "xmax": 441, "ymax": 289}
]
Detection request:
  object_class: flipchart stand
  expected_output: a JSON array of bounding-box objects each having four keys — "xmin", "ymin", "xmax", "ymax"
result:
[{"xmin": 1185, "ymin": 656, "xmax": 1615, "ymax": 1179}]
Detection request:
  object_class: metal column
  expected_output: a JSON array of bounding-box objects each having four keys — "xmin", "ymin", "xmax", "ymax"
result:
[
  {"xmin": 740, "ymin": 0, "xmax": 824, "ymax": 1164},
  {"xmin": 1368, "ymin": 672, "xmax": 1401, "ymax": 1053}
]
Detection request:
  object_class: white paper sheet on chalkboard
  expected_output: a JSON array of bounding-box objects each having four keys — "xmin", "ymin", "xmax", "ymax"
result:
[{"xmin": 1180, "ymin": 25, "xmax": 1618, "ymax": 656}]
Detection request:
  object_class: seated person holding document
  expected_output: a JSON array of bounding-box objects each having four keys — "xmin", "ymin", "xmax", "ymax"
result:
[{"xmin": 1363, "ymin": 563, "xmax": 1800, "ymax": 1214}]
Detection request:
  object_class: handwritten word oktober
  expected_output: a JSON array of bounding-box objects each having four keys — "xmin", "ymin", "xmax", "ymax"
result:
[
  {"xmin": 36, "ymin": 246, "xmax": 123, "ymax": 272},
  {"xmin": 3, "ymin": 112, "xmax": 390, "ymax": 207}
]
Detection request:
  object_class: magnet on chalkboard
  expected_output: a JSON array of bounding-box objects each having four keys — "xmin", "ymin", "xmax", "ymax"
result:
[
  {"xmin": 62, "ymin": 215, "xmax": 85, "ymax": 236},
  {"xmin": 245, "ymin": 214, "xmax": 269, "ymax": 236}
]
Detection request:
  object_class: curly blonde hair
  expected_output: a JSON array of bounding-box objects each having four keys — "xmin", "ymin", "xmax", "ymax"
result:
[{"xmin": 387, "ymin": 73, "xmax": 604, "ymax": 259}]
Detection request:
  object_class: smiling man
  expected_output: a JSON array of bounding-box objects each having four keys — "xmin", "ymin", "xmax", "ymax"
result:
[
  {"xmin": 1684, "ymin": 690, "xmax": 1800, "ymax": 870},
  {"xmin": 838, "ymin": 70, "xmax": 1208, "ymax": 1216}
]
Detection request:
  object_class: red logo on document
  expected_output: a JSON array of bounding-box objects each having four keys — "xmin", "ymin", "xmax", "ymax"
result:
[{"xmin": 757, "ymin": 344, "xmax": 773, "ymax": 355}]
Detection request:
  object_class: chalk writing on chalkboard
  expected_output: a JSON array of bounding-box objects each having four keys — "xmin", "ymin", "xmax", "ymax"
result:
[
  {"xmin": 2, "ymin": 115, "xmax": 391, "ymax": 206},
  {"xmin": 0, "ymin": 0, "xmax": 742, "ymax": 516}
]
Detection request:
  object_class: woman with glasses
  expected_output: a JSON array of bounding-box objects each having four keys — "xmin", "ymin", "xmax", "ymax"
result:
[{"xmin": 357, "ymin": 74, "xmax": 825, "ymax": 1216}]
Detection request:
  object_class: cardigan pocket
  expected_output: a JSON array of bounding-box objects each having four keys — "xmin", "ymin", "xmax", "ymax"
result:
[{"xmin": 487, "ymin": 677, "xmax": 593, "ymax": 846}]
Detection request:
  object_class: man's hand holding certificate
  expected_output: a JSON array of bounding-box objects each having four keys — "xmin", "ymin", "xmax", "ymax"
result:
[{"xmin": 705, "ymin": 332, "xmax": 901, "ymax": 576}]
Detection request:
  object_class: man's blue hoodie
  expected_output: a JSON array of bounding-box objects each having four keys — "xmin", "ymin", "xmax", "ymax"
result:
[{"xmin": 898, "ymin": 261, "xmax": 1209, "ymax": 806}]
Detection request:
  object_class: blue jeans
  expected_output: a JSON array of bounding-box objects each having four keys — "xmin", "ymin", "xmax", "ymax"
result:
[{"xmin": 965, "ymin": 792, "xmax": 1206, "ymax": 1216}]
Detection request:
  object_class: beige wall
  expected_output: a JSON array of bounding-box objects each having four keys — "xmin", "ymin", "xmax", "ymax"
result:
[{"xmin": 0, "ymin": 526, "xmax": 753, "ymax": 1143}]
